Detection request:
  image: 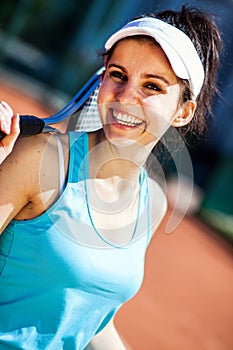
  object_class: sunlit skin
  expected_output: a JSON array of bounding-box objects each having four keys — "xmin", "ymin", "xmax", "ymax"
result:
[{"xmin": 96, "ymin": 38, "xmax": 193, "ymax": 153}]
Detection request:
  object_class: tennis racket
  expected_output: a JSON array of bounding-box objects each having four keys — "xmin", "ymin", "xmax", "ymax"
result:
[{"xmin": 0, "ymin": 67, "xmax": 104, "ymax": 141}]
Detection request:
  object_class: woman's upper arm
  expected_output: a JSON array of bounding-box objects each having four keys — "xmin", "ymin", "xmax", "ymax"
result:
[{"xmin": 0, "ymin": 136, "xmax": 43, "ymax": 233}]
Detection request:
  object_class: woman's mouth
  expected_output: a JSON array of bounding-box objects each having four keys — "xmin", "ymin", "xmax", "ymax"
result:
[{"xmin": 111, "ymin": 109, "xmax": 144, "ymax": 128}]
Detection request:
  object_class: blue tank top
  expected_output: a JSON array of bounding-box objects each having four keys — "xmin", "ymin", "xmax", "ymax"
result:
[{"xmin": 0, "ymin": 132, "xmax": 151, "ymax": 350}]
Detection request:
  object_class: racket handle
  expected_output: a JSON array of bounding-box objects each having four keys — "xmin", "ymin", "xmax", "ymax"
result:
[{"xmin": 0, "ymin": 115, "xmax": 45, "ymax": 141}]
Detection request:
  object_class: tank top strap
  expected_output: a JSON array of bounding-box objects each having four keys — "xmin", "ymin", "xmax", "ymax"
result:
[
  {"xmin": 138, "ymin": 167, "xmax": 152, "ymax": 247},
  {"xmin": 67, "ymin": 131, "xmax": 89, "ymax": 184},
  {"xmin": 54, "ymin": 135, "xmax": 65, "ymax": 195}
]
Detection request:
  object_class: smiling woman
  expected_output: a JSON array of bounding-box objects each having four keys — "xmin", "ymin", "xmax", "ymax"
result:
[
  {"xmin": 97, "ymin": 37, "xmax": 184, "ymax": 148},
  {"xmin": 0, "ymin": 5, "xmax": 222, "ymax": 350}
]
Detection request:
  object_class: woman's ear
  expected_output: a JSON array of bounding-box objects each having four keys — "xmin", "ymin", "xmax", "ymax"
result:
[{"xmin": 172, "ymin": 100, "xmax": 196, "ymax": 127}]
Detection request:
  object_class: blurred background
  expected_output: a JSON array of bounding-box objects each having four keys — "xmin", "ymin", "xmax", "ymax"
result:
[
  {"xmin": 0, "ymin": 0, "xmax": 233, "ymax": 241},
  {"xmin": 0, "ymin": 1, "xmax": 233, "ymax": 349}
]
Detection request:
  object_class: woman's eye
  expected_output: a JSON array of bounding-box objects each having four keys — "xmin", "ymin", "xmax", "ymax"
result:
[
  {"xmin": 110, "ymin": 71, "xmax": 127, "ymax": 82},
  {"xmin": 145, "ymin": 83, "xmax": 163, "ymax": 92}
]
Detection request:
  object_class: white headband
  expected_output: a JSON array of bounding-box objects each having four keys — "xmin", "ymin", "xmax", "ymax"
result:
[{"xmin": 105, "ymin": 17, "xmax": 204, "ymax": 99}]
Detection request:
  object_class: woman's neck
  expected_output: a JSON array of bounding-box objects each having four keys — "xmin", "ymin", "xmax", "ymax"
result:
[{"xmin": 88, "ymin": 130, "xmax": 150, "ymax": 183}]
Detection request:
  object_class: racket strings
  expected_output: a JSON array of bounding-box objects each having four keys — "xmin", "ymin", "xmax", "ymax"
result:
[{"xmin": 75, "ymin": 85, "xmax": 102, "ymax": 131}]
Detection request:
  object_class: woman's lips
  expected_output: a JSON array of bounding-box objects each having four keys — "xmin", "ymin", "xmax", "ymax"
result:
[{"xmin": 110, "ymin": 108, "xmax": 144, "ymax": 129}]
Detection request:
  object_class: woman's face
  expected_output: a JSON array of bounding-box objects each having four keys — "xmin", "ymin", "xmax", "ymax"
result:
[{"xmin": 98, "ymin": 38, "xmax": 184, "ymax": 149}]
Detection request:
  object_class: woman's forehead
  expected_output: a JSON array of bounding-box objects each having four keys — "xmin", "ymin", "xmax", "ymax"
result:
[{"xmin": 107, "ymin": 38, "xmax": 179, "ymax": 84}]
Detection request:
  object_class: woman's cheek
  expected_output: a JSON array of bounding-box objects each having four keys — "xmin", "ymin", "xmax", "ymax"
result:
[{"xmin": 142, "ymin": 85, "xmax": 180, "ymax": 139}]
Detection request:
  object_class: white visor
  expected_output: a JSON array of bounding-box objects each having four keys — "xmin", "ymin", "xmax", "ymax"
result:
[{"xmin": 105, "ymin": 17, "xmax": 204, "ymax": 99}]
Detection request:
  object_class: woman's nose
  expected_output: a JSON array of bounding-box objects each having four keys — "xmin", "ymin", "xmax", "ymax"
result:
[{"xmin": 116, "ymin": 83, "xmax": 140, "ymax": 104}]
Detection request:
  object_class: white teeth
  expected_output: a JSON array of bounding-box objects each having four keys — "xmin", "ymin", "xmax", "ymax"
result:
[{"xmin": 112, "ymin": 109, "xmax": 143, "ymax": 126}]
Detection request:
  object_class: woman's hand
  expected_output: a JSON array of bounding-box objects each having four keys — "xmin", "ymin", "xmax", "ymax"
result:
[{"xmin": 0, "ymin": 101, "xmax": 20, "ymax": 164}]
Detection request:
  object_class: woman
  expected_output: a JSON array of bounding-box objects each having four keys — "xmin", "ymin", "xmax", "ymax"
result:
[{"xmin": 0, "ymin": 6, "xmax": 222, "ymax": 350}]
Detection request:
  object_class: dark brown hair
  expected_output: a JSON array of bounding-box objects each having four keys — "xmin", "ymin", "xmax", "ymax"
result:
[{"xmin": 146, "ymin": 5, "xmax": 223, "ymax": 137}]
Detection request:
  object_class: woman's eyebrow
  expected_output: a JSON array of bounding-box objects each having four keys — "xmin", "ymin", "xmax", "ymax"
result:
[
  {"xmin": 108, "ymin": 63, "xmax": 127, "ymax": 73},
  {"xmin": 143, "ymin": 73, "xmax": 170, "ymax": 85}
]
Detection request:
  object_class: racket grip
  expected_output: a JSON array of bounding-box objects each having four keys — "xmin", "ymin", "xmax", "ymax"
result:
[{"xmin": 0, "ymin": 115, "xmax": 45, "ymax": 141}]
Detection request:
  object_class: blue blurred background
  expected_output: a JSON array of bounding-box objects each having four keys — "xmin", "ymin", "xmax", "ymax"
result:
[{"xmin": 0, "ymin": 0, "xmax": 233, "ymax": 240}]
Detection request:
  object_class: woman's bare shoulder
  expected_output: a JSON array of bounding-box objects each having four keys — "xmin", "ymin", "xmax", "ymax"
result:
[
  {"xmin": 2, "ymin": 132, "xmax": 68, "ymax": 165},
  {"xmin": 0, "ymin": 132, "xmax": 69, "ymax": 231}
]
